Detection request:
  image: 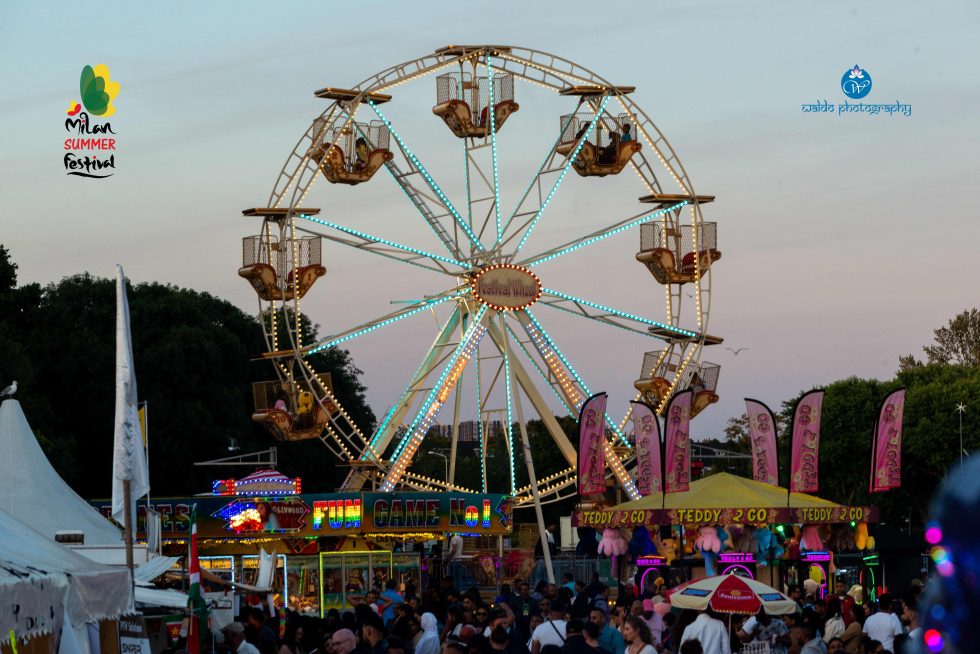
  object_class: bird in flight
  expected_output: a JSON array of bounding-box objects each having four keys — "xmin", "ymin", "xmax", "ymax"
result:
[
  {"xmin": 726, "ymin": 347, "xmax": 748, "ymax": 356},
  {"xmin": 0, "ymin": 381, "xmax": 17, "ymax": 397}
]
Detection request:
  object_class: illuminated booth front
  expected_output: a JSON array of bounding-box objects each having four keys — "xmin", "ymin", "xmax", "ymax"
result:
[{"xmin": 92, "ymin": 474, "xmax": 513, "ymax": 617}]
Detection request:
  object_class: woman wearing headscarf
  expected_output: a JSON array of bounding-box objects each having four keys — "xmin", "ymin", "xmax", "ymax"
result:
[{"xmin": 416, "ymin": 613, "xmax": 441, "ymax": 654}]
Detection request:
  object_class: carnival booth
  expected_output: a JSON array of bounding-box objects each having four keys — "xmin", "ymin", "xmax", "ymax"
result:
[
  {"xmin": 91, "ymin": 471, "xmax": 513, "ymax": 618},
  {"xmin": 573, "ymin": 472, "xmax": 878, "ymax": 592}
]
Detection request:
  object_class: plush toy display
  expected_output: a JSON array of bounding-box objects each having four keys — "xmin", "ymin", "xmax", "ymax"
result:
[
  {"xmin": 854, "ymin": 522, "xmax": 876, "ymax": 551},
  {"xmin": 598, "ymin": 528, "xmax": 628, "ymax": 556},
  {"xmin": 695, "ymin": 526, "xmax": 722, "ymax": 575},
  {"xmin": 717, "ymin": 526, "xmax": 732, "ymax": 552},
  {"xmin": 653, "ymin": 532, "xmax": 679, "ymax": 564},
  {"xmin": 800, "ymin": 524, "xmax": 823, "ymax": 551},
  {"xmin": 734, "ymin": 525, "xmax": 757, "ymax": 552},
  {"xmin": 826, "ymin": 524, "xmax": 856, "ymax": 552},
  {"xmin": 752, "ymin": 526, "xmax": 785, "ymax": 567},
  {"xmin": 682, "ymin": 526, "xmax": 700, "ymax": 555},
  {"xmin": 628, "ymin": 526, "xmax": 657, "ymax": 558}
]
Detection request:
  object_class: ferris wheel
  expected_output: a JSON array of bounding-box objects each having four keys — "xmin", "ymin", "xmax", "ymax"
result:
[{"xmin": 238, "ymin": 45, "xmax": 722, "ymax": 507}]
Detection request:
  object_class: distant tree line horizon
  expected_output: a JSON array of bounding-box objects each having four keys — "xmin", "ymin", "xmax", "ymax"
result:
[{"xmin": 1, "ymin": 244, "xmax": 977, "ymax": 529}]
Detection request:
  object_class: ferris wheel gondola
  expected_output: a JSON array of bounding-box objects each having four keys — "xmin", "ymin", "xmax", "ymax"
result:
[{"xmin": 239, "ymin": 45, "xmax": 723, "ymax": 506}]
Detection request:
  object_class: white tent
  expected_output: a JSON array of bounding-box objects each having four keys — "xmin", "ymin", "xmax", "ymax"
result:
[
  {"xmin": 0, "ymin": 399, "xmax": 123, "ymax": 546},
  {"xmin": 0, "ymin": 508, "xmax": 132, "ymax": 645}
]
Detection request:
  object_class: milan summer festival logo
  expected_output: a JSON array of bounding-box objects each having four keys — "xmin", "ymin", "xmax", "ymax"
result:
[
  {"xmin": 801, "ymin": 64, "xmax": 911, "ymax": 117},
  {"xmin": 64, "ymin": 64, "xmax": 119, "ymax": 178}
]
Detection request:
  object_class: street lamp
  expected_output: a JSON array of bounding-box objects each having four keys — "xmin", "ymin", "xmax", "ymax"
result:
[
  {"xmin": 429, "ymin": 451, "xmax": 449, "ymax": 483},
  {"xmin": 957, "ymin": 403, "xmax": 967, "ymax": 464}
]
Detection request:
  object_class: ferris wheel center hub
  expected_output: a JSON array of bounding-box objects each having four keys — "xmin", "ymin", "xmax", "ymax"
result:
[{"xmin": 470, "ymin": 263, "xmax": 542, "ymax": 312}]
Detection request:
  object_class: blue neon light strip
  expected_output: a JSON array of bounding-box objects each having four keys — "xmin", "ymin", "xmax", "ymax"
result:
[
  {"xmin": 506, "ymin": 322, "xmax": 576, "ymax": 415},
  {"xmin": 364, "ymin": 310, "xmax": 462, "ymax": 457},
  {"xmin": 514, "ymin": 96, "xmax": 611, "ymax": 254},
  {"xmin": 298, "ymin": 214, "xmax": 469, "ymax": 269},
  {"xmin": 501, "ymin": 113, "xmax": 579, "ymax": 241},
  {"xmin": 502, "ymin": 320, "xmax": 517, "ymax": 494},
  {"xmin": 343, "ymin": 115, "xmax": 460, "ymax": 259},
  {"xmin": 306, "ymin": 294, "xmax": 460, "ymax": 355},
  {"xmin": 486, "ymin": 54, "xmax": 503, "ymax": 246},
  {"xmin": 384, "ymin": 306, "xmax": 489, "ymax": 481},
  {"xmin": 369, "ymin": 100, "xmax": 485, "ymax": 252},
  {"xmin": 474, "ymin": 341, "xmax": 486, "ymax": 491},
  {"xmin": 523, "ymin": 309, "xmax": 629, "ymax": 446},
  {"xmin": 541, "ymin": 288, "xmax": 697, "ymax": 338},
  {"xmin": 524, "ymin": 201, "xmax": 688, "ymax": 266}
]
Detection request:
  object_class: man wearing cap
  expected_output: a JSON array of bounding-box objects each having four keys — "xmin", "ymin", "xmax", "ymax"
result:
[{"xmin": 222, "ymin": 623, "xmax": 260, "ymax": 654}]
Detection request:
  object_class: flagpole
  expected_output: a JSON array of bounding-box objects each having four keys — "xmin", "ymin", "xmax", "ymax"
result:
[{"xmin": 124, "ymin": 479, "xmax": 136, "ymax": 595}]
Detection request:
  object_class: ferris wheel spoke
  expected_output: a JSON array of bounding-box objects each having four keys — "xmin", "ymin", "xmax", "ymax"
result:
[
  {"xmin": 503, "ymin": 97, "xmax": 611, "ymax": 256},
  {"xmin": 538, "ymin": 288, "xmax": 697, "ymax": 341},
  {"xmin": 497, "ymin": 113, "xmax": 578, "ymax": 251},
  {"xmin": 297, "ymin": 289, "xmax": 464, "ymax": 357},
  {"xmin": 516, "ymin": 311, "xmax": 639, "ymax": 500},
  {"xmin": 381, "ymin": 306, "xmax": 490, "ymax": 491},
  {"xmin": 485, "ymin": 53, "xmax": 504, "ymax": 247},
  {"xmin": 295, "ymin": 214, "xmax": 468, "ymax": 273},
  {"xmin": 368, "ymin": 100, "xmax": 485, "ymax": 254},
  {"xmin": 520, "ymin": 200, "xmax": 687, "ymax": 267}
]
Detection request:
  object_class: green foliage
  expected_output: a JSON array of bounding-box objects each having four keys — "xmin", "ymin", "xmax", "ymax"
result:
[
  {"xmin": 0, "ymin": 246, "xmax": 377, "ymax": 497},
  {"xmin": 901, "ymin": 308, "xmax": 980, "ymax": 369}
]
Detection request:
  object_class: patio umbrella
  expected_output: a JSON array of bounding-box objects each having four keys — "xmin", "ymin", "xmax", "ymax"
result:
[{"xmin": 669, "ymin": 574, "xmax": 797, "ymax": 615}]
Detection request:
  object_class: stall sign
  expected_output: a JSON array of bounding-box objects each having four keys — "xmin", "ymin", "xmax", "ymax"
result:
[
  {"xmin": 719, "ymin": 552, "xmax": 755, "ymax": 563},
  {"xmin": 573, "ymin": 505, "xmax": 878, "ymax": 528},
  {"xmin": 636, "ymin": 556, "xmax": 666, "ymax": 566},
  {"xmin": 801, "ymin": 550, "xmax": 832, "ymax": 562},
  {"xmin": 119, "ymin": 614, "xmax": 151, "ymax": 654},
  {"xmin": 212, "ymin": 497, "xmax": 310, "ymax": 534}
]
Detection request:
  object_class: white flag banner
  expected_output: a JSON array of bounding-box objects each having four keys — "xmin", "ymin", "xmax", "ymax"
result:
[{"xmin": 111, "ymin": 265, "xmax": 150, "ymax": 530}]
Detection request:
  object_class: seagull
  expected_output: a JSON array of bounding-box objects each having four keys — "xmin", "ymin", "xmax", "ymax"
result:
[
  {"xmin": 726, "ymin": 347, "xmax": 748, "ymax": 356},
  {"xmin": 0, "ymin": 381, "xmax": 17, "ymax": 397}
]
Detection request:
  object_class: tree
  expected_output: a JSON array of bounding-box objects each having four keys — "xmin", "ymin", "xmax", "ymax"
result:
[
  {"xmin": 901, "ymin": 308, "xmax": 980, "ymax": 370},
  {"xmin": 0, "ymin": 247, "xmax": 378, "ymax": 497}
]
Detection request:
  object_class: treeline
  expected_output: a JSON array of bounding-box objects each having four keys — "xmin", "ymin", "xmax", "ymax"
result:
[{"xmin": 0, "ymin": 246, "xmax": 375, "ymax": 498}]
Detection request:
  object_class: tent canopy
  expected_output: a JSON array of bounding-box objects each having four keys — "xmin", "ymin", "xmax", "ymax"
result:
[
  {"xmin": 0, "ymin": 400, "xmax": 122, "ymax": 546},
  {"xmin": 0, "ymin": 508, "xmax": 132, "ymax": 643},
  {"xmin": 613, "ymin": 472, "xmax": 843, "ymax": 511}
]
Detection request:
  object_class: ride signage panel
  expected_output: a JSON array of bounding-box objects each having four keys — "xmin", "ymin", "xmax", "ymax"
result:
[
  {"xmin": 572, "ymin": 504, "xmax": 878, "ymax": 528},
  {"xmin": 92, "ymin": 491, "xmax": 512, "ymax": 538},
  {"xmin": 471, "ymin": 264, "xmax": 542, "ymax": 311}
]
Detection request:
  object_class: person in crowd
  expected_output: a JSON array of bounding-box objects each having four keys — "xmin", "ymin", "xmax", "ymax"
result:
[
  {"xmin": 526, "ymin": 614, "xmax": 545, "ymax": 651},
  {"xmin": 356, "ymin": 612, "xmax": 387, "ymax": 654},
  {"xmin": 563, "ymin": 574, "xmax": 577, "ymax": 597},
  {"xmin": 678, "ymin": 642, "xmax": 702, "ymax": 654},
  {"xmin": 900, "ymin": 593, "xmax": 920, "ymax": 642},
  {"xmin": 588, "ymin": 608, "xmax": 624, "ymax": 654},
  {"xmin": 670, "ymin": 610, "xmax": 699, "ymax": 654},
  {"xmin": 511, "ymin": 583, "xmax": 540, "ymax": 641},
  {"xmin": 489, "ymin": 624, "xmax": 531, "ymax": 654},
  {"xmin": 381, "ymin": 579, "xmax": 405, "ymax": 626},
  {"xmin": 247, "ymin": 608, "xmax": 280, "ymax": 650},
  {"xmin": 660, "ymin": 613, "xmax": 676, "ymax": 654},
  {"xmin": 679, "ymin": 610, "xmax": 729, "ymax": 654},
  {"xmin": 326, "ymin": 629, "xmax": 356, "ymax": 654},
  {"xmin": 389, "ymin": 604, "xmax": 415, "ymax": 643},
  {"xmin": 860, "ymin": 640, "xmax": 883, "ymax": 654},
  {"xmin": 739, "ymin": 607, "xmax": 789, "ymax": 654},
  {"xmin": 561, "ymin": 619, "xmax": 597, "ymax": 654},
  {"xmin": 620, "ymin": 616, "xmax": 656, "ymax": 654},
  {"xmin": 797, "ymin": 620, "xmax": 825, "ymax": 654},
  {"xmin": 826, "ymin": 638, "xmax": 844, "ymax": 654},
  {"xmin": 385, "ymin": 637, "xmax": 408, "ymax": 654},
  {"xmin": 583, "ymin": 623, "xmax": 610, "ymax": 654},
  {"xmin": 823, "ymin": 599, "xmax": 846, "ymax": 644},
  {"xmin": 225, "ymin": 623, "xmax": 261, "ymax": 654},
  {"xmin": 280, "ymin": 622, "xmax": 305, "ymax": 654},
  {"xmin": 531, "ymin": 600, "xmax": 569, "ymax": 654},
  {"xmin": 839, "ymin": 604, "xmax": 864, "ymax": 654},
  {"xmin": 861, "ymin": 594, "xmax": 903, "ymax": 654}
]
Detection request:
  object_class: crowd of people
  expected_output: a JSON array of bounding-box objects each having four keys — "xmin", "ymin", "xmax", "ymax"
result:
[{"xmin": 192, "ymin": 572, "xmax": 924, "ymax": 654}]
